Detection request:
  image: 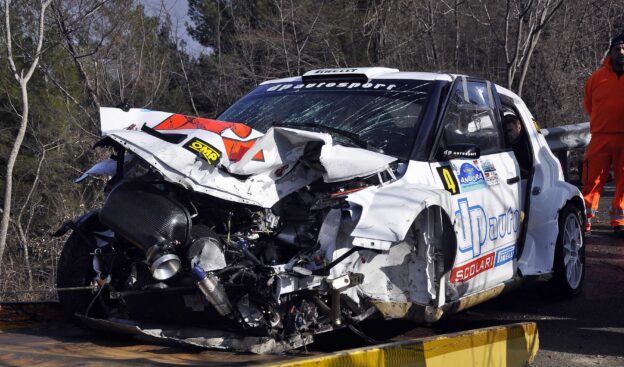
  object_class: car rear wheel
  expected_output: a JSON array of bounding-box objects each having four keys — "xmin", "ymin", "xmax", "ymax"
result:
[{"xmin": 552, "ymin": 204, "xmax": 585, "ymax": 296}]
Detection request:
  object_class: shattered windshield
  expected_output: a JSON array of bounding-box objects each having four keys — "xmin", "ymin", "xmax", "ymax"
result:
[{"xmin": 217, "ymin": 79, "xmax": 433, "ymax": 159}]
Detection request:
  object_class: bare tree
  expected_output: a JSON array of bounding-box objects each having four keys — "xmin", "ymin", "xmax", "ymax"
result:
[
  {"xmin": 0, "ymin": 0, "xmax": 53, "ymax": 277},
  {"xmin": 50, "ymin": 0, "xmax": 111, "ymax": 110},
  {"xmin": 501, "ymin": 0, "xmax": 565, "ymax": 96}
]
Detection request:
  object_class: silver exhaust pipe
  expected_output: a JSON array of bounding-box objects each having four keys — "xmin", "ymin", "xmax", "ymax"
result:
[{"xmin": 192, "ymin": 265, "xmax": 232, "ymax": 316}]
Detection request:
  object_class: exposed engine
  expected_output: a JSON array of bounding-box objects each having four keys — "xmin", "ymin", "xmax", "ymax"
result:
[{"xmin": 58, "ymin": 158, "xmax": 393, "ymax": 343}]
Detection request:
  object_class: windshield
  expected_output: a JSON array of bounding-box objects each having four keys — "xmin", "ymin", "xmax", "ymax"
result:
[{"xmin": 217, "ymin": 79, "xmax": 433, "ymax": 159}]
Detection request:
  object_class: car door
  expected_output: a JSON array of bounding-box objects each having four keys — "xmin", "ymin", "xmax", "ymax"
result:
[{"xmin": 430, "ymin": 77, "xmax": 522, "ymax": 297}]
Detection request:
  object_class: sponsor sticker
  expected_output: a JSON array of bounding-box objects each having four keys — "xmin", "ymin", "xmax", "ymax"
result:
[
  {"xmin": 480, "ymin": 159, "xmax": 499, "ymax": 186},
  {"xmin": 155, "ymin": 114, "xmax": 264, "ymax": 162},
  {"xmin": 450, "ymin": 252, "xmax": 495, "ymax": 283},
  {"xmin": 442, "ymin": 149, "xmax": 479, "ymax": 158},
  {"xmin": 495, "ymin": 244, "xmax": 515, "ymax": 266},
  {"xmin": 184, "ymin": 138, "xmax": 222, "ymax": 165},
  {"xmin": 456, "ymin": 162, "xmax": 487, "ymax": 192},
  {"xmin": 310, "ymin": 68, "xmax": 358, "ymax": 74},
  {"xmin": 480, "ymin": 160, "xmax": 496, "ymax": 172},
  {"xmin": 436, "ymin": 166, "xmax": 460, "ymax": 195},
  {"xmin": 484, "ymin": 171, "xmax": 500, "ymax": 186},
  {"xmin": 533, "ymin": 118, "xmax": 541, "ymax": 133}
]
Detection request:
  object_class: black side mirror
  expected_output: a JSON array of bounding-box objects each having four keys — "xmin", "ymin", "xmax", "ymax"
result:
[{"xmin": 437, "ymin": 143, "xmax": 480, "ymax": 160}]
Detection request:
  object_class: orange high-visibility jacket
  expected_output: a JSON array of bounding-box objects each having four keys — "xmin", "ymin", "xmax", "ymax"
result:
[{"xmin": 584, "ymin": 57, "xmax": 624, "ymax": 134}]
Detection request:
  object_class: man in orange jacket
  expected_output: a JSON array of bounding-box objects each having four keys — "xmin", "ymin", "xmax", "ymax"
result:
[{"xmin": 583, "ymin": 34, "xmax": 624, "ymax": 235}]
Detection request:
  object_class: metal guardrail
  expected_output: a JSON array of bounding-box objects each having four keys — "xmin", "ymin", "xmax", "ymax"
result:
[
  {"xmin": 542, "ymin": 122, "xmax": 590, "ymax": 152},
  {"xmin": 542, "ymin": 122, "xmax": 590, "ymax": 181}
]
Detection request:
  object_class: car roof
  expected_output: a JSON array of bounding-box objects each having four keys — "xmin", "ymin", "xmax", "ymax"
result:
[{"xmin": 260, "ymin": 67, "xmax": 457, "ymax": 85}]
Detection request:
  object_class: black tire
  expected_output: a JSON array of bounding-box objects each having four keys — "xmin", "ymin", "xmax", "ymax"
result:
[
  {"xmin": 552, "ymin": 204, "xmax": 586, "ymax": 297},
  {"xmin": 56, "ymin": 231, "xmax": 105, "ymax": 319}
]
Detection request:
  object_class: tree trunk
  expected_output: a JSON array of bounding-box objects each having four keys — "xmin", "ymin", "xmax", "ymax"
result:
[
  {"xmin": 0, "ymin": 82, "xmax": 29, "ymax": 278},
  {"xmin": 0, "ymin": 0, "xmax": 52, "ymax": 278}
]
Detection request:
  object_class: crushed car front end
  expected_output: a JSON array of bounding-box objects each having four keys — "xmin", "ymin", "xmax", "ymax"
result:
[{"xmin": 55, "ymin": 68, "xmax": 456, "ymax": 352}]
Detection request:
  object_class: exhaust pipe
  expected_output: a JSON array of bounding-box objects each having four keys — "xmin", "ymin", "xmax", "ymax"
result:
[{"xmin": 192, "ymin": 265, "xmax": 232, "ymax": 316}]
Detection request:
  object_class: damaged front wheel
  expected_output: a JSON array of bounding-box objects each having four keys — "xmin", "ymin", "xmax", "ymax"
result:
[{"xmin": 57, "ymin": 231, "xmax": 107, "ymax": 319}]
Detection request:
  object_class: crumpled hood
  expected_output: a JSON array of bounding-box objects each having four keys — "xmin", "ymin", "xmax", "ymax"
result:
[{"xmin": 98, "ymin": 108, "xmax": 396, "ymax": 208}]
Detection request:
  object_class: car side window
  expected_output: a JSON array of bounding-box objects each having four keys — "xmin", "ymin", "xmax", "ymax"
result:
[{"xmin": 440, "ymin": 78, "xmax": 503, "ymax": 154}]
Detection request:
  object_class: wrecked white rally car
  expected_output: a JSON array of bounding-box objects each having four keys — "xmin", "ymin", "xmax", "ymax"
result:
[{"xmin": 55, "ymin": 67, "xmax": 585, "ymax": 353}]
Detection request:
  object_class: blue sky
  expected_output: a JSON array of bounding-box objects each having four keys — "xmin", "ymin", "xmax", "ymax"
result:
[{"xmin": 139, "ymin": 0, "xmax": 204, "ymax": 56}]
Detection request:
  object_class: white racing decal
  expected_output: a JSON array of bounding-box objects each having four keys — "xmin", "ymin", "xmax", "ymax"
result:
[
  {"xmin": 266, "ymin": 83, "xmax": 398, "ymax": 92},
  {"xmin": 310, "ymin": 68, "xmax": 358, "ymax": 74}
]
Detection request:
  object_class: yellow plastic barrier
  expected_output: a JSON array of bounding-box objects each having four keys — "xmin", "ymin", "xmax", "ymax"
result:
[{"xmin": 266, "ymin": 322, "xmax": 538, "ymax": 367}]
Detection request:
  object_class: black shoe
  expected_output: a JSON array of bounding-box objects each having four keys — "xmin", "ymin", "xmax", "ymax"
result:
[{"xmin": 613, "ymin": 225, "xmax": 624, "ymax": 238}]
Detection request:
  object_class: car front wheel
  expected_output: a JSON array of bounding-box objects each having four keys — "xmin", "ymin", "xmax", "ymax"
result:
[
  {"xmin": 552, "ymin": 203, "xmax": 585, "ymax": 296},
  {"xmin": 57, "ymin": 231, "xmax": 105, "ymax": 319}
]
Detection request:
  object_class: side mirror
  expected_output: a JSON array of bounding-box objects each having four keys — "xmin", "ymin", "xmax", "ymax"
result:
[{"xmin": 437, "ymin": 144, "xmax": 480, "ymax": 160}]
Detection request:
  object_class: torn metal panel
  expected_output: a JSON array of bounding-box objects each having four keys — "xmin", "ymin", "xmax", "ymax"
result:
[
  {"xmin": 352, "ymin": 242, "xmax": 431, "ymax": 305},
  {"xmin": 105, "ymin": 129, "xmax": 312, "ymax": 207},
  {"xmin": 77, "ymin": 315, "xmax": 314, "ymax": 354},
  {"xmin": 75, "ymin": 155, "xmax": 136, "ymax": 183},
  {"xmin": 369, "ymin": 300, "xmax": 429, "ymax": 321},
  {"xmin": 75, "ymin": 159, "xmax": 117, "ymax": 183},
  {"xmin": 100, "ymin": 109, "xmax": 396, "ymax": 208},
  {"xmin": 348, "ymin": 181, "xmax": 452, "ymax": 246},
  {"xmin": 318, "ymin": 144, "xmax": 396, "ymax": 183}
]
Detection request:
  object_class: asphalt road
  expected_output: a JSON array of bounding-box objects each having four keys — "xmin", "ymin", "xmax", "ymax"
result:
[
  {"xmin": 530, "ymin": 190, "xmax": 624, "ymax": 366},
  {"xmin": 0, "ymin": 190, "xmax": 622, "ymax": 366}
]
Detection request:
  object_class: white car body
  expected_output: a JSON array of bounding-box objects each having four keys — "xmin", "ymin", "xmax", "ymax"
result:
[{"xmin": 69, "ymin": 68, "xmax": 584, "ymax": 350}]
